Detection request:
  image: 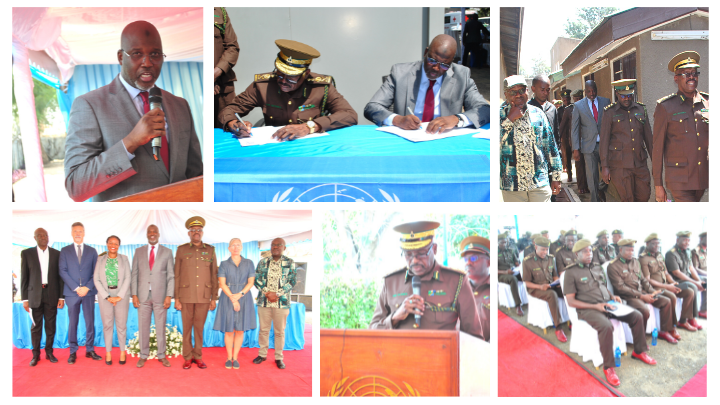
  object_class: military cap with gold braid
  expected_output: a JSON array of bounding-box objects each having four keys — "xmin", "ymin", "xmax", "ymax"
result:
[
  {"xmin": 534, "ymin": 237, "xmax": 551, "ymax": 248},
  {"xmin": 618, "ymin": 239, "xmax": 637, "ymax": 247},
  {"xmin": 274, "ymin": 39, "xmax": 321, "ymax": 76},
  {"xmin": 611, "ymin": 79, "xmax": 636, "ymax": 95},
  {"xmin": 572, "ymin": 90, "xmax": 583, "ymax": 98},
  {"xmin": 676, "ymin": 231, "xmax": 692, "ymax": 237},
  {"xmin": 668, "ymin": 51, "xmax": 701, "ymax": 72},
  {"xmin": 596, "ymin": 230, "xmax": 609, "ymax": 238},
  {"xmin": 185, "ymin": 216, "xmax": 206, "ymax": 229},
  {"xmin": 394, "ymin": 221, "xmax": 440, "ymax": 250},
  {"xmin": 572, "ymin": 239, "xmax": 592, "ymax": 253},
  {"xmin": 645, "ymin": 233, "xmax": 659, "ymax": 243},
  {"xmin": 561, "ymin": 89, "xmax": 572, "ymax": 98},
  {"xmin": 460, "ymin": 236, "xmax": 490, "ymax": 256}
]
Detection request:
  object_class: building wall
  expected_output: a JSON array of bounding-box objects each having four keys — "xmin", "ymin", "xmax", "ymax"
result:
[
  {"xmin": 550, "ymin": 37, "xmax": 582, "ymax": 72},
  {"xmin": 226, "ymin": 7, "xmax": 444, "ymax": 125}
]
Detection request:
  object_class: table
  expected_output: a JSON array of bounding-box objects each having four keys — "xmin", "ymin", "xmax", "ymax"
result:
[
  {"xmin": 12, "ymin": 301, "xmax": 305, "ymax": 351},
  {"xmin": 214, "ymin": 125, "xmax": 490, "ymax": 202}
]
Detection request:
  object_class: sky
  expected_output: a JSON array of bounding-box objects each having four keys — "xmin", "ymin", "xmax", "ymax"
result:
[{"xmin": 520, "ymin": 6, "xmax": 632, "ymax": 75}]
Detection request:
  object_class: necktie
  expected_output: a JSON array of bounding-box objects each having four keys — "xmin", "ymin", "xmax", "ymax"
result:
[
  {"xmin": 77, "ymin": 245, "xmax": 82, "ymax": 265},
  {"xmin": 149, "ymin": 245, "xmax": 155, "ymax": 271},
  {"xmin": 592, "ymin": 100, "xmax": 598, "ymax": 123},
  {"xmin": 422, "ymin": 80, "xmax": 436, "ymax": 123},
  {"xmin": 139, "ymin": 91, "xmax": 170, "ymax": 173}
]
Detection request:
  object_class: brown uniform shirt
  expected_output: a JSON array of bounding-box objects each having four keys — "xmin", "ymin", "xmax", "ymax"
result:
[
  {"xmin": 214, "ymin": 7, "xmax": 239, "ymax": 94},
  {"xmin": 652, "ymin": 91, "xmax": 709, "ymax": 190},
  {"xmin": 600, "ymin": 101, "xmax": 653, "ymax": 169},
  {"xmin": 549, "ymin": 239, "xmax": 563, "ymax": 256},
  {"xmin": 554, "ymin": 246, "xmax": 576, "ymax": 275},
  {"xmin": 369, "ymin": 264, "xmax": 483, "ymax": 339},
  {"xmin": 691, "ymin": 245, "xmax": 707, "ymax": 272},
  {"xmin": 608, "ymin": 256, "xmax": 654, "ymax": 300},
  {"xmin": 563, "ymin": 261, "xmax": 612, "ymax": 304},
  {"xmin": 639, "ymin": 251, "xmax": 669, "ymax": 284},
  {"xmin": 522, "ymin": 253, "xmax": 557, "ymax": 293},
  {"xmin": 174, "ymin": 243, "xmax": 219, "ymax": 304},
  {"xmin": 218, "ymin": 72, "xmax": 358, "ymax": 132},
  {"xmin": 498, "ymin": 248, "xmax": 519, "ymax": 271},
  {"xmin": 471, "ymin": 280, "xmax": 490, "ymax": 342},
  {"xmin": 591, "ymin": 244, "xmax": 616, "ymax": 265}
]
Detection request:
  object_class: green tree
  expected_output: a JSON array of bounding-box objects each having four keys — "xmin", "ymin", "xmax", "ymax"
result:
[
  {"xmin": 564, "ymin": 7, "xmax": 619, "ymax": 39},
  {"xmin": 530, "ymin": 57, "xmax": 551, "ymax": 78},
  {"xmin": 12, "ymin": 75, "xmax": 59, "ymax": 130}
]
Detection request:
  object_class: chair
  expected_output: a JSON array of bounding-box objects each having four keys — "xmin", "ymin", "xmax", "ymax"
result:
[
  {"xmin": 524, "ymin": 282, "xmax": 569, "ymax": 334},
  {"xmin": 497, "ymin": 267, "xmax": 529, "ymax": 309},
  {"xmin": 603, "ymin": 265, "xmax": 656, "ymax": 338},
  {"xmin": 561, "ymin": 271, "xmax": 628, "ymax": 369}
]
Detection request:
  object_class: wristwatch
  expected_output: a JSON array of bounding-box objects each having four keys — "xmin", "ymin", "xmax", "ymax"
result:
[
  {"xmin": 454, "ymin": 114, "xmax": 466, "ymax": 127},
  {"xmin": 306, "ymin": 119, "xmax": 317, "ymax": 134}
]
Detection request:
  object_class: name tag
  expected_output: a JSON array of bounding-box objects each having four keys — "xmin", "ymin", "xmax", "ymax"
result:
[
  {"xmin": 580, "ymin": 277, "xmax": 588, "ymax": 282},
  {"xmin": 623, "ymin": 269, "xmax": 628, "ymax": 273},
  {"xmin": 392, "ymin": 292, "xmax": 408, "ymax": 297}
]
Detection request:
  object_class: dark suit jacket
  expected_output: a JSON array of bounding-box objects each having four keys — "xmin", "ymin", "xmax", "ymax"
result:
[
  {"xmin": 59, "ymin": 244, "xmax": 99, "ymax": 297},
  {"xmin": 64, "ymin": 75, "xmax": 203, "ymax": 202},
  {"xmin": 21, "ymin": 247, "xmax": 63, "ymax": 308}
]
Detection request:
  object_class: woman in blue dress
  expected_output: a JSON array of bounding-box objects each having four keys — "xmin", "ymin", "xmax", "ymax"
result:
[{"xmin": 213, "ymin": 238, "xmax": 257, "ymax": 369}]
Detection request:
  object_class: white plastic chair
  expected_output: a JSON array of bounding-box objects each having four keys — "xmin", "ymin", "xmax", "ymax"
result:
[
  {"xmin": 561, "ymin": 271, "xmax": 628, "ymax": 369},
  {"xmin": 497, "ymin": 268, "xmax": 529, "ymax": 309},
  {"xmin": 603, "ymin": 265, "xmax": 657, "ymax": 337},
  {"xmin": 524, "ymin": 282, "xmax": 569, "ymax": 334}
]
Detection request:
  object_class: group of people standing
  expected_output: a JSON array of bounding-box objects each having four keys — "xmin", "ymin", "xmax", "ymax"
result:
[{"xmin": 20, "ymin": 217, "xmax": 298, "ymax": 370}]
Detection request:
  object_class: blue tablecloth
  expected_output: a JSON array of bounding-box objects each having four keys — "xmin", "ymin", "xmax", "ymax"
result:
[
  {"xmin": 12, "ymin": 301, "xmax": 305, "ymax": 351},
  {"xmin": 214, "ymin": 124, "xmax": 490, "ymax": 202}
]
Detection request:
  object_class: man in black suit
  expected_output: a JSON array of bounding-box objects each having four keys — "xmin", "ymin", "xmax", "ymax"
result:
[{"xmin": 21, "ymin": 228, "xmax": 64, "ymax": 366}]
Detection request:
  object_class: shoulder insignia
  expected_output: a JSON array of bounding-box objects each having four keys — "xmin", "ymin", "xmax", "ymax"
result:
[
  {"xmin": 604, "ymin": 103, "xmax": 616, "ymax": 111},
  {"xmin": 254, "ymin": 73, "xmax": 276, "ymax": 82},
  {"xmin": 657, "ymin": 93, "xmax": 677, "ymax": 104},
  {"xmin": 548, "ymin": 253, "xmax": 555, "ymax": 258},
  {"xmin": 636, "ymin": 101, "xmax": 645, "ymax": 106},
  {"xmin": 99, "ymin": 251, "xmax": 107, "ymax": 256},
  {"xmin": 384, "ymin": 268, "xmax": 406, "ymax": 278},
  {"xmin": 179, "ymin": 242, "xmax": 190, "ymax": 247},
  {"xmin": 309, "ymin": 75, "xmax": 333, "ymax": 85},
  {"xmin": 443, "ymin": 266, "xmax": 467, "ymax": 275},
  {"xmin": 671, "ymin": 248, "xmax": 676, "ymax": 252},
  {"xmin": 700, "ymin": 91, "xmax": 709, "ymax": 97},
  {"xmin": 523, "ymin": 256, "xmax": 532, "ymax": 261},
  {"xmin": 609, "ymin": 258, "xmax": 618, "ymax": 264}
]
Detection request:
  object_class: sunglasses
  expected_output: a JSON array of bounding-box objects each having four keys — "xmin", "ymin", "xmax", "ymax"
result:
[
  {"xmin": 275, "ymin": 70, "xmax": 301, "ymax": 84},
  {"xmin": 507, "ymin": 87, "xmax": 527, "ymax": 97},
  {"xmin": 675, "ymin": 71, "xmax": 700, "ymax": 79},
  {"xmin": 618, "ymin": 93, "xmax": 634, "ymax": 99},
  {"xmin": 463, "ymin": 253, "xmax": 488, "ymax": 263},
  {"xmin": 427, "ymin": 56, "xmax": 451, "ymax": 71}
]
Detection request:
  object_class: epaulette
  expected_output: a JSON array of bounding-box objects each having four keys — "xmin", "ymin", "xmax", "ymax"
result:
[
  {"xmin": 384, "ymin": 267, "xmax": 406, "ymax": 278},
  {"xmin": 609, "ymin": 258, "xmax": 618, "ymax": 264},
  {"xmin": 99, "ymin": 251, "xmax": 107, "ymax": 256},
  {"xmin": 308, "ymin": 75, "xmax": 333, "ymax": 85},
  {"xmin": 202, "ymin": 243, "xmax": 214, "ymax": 249},
  {"xmin": 548, "ymin": 253, "xmax": 555, "ymax": 258},
  {"xmin": 636, "ymin": 101, "xmax": 645, "ymax": 106},
  {"xmin": 254, "ymin": 73, "xmax": 276, "ymax": 82},
  {"xmin": 554, "ymin": 247, "xmax": 563, "ymax": 254},
  {"xmin": 700, "ymin": 91, "xmax": 709, "ymax": 97},
  {"xmin": 179, "ymin": 242, "xmax": 190, "ymax": 247},
  {"xmin": 564, "ymin": 263, "xmax": 578, "ymax": 270},
  {"xmin": 657, "ymin": 93, "xmax": 677, "ymax": 104},
  {"xmin": 604, "ymin": 103, "xmax": 616, "ymax": 111},
  {"xmin": 523, "ymin": 256, "xmax": 532, "ymax": 261},
  {"xmin": 443, "ymin": 266, "xmax": 467, "ymax": 275},
  {"xmin": 671, "ymin": 247, "xmax": 676, "ymax": 252}
]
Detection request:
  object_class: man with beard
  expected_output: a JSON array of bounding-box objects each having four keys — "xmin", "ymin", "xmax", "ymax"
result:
[
  {"xmin": 522, "ymin": 237, "xmax": 567, "ymax": 342},
  {"xmin": 592, "ymin": 230, "xmax": 616, "ymax": 265},
  {"xmin": 64, "ymin": 21, "xmax": 203, "ymax": 201},
  {"xmin": 666, "ymin": 231, "xmax": 706, "ymax": 319},
  {"xmin": 600, "ymin": 79, "xmax": 653, "ymax": 202},
  {"xmin": 653, "ymin": 51, "xmax": 709, "ymax": 202},
  {"xmin": 370, "ymin": 221, "xmax": 482, "ymax": 339},
  {"xmin": 461, "ymin": 236, "xmax": 491, "ymax": 341},
  {"xmin": 498, "ymin": 234, "xmax": 523, "ymax": 316},
  {"xmin": 554, "ymin": 230, "xmax": 577, "ymax": 275}
]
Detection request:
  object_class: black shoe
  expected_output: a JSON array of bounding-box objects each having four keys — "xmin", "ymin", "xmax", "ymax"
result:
[
  {"xmin": 105, "ymin": 359, "xmax": 112, "ymax": 366},
  {"xmin": 46, "ymin": 352, "xmax": 58, "ymax": 363},
  {"xmin": 252, "ymin": 356, "xmax": 266, "ymax": 364},
  {"xmin": 68, "ymin": 353, "xmax": 77, "ymax": 364},
  {"xmin": 85, "ymin": 351, "xmax": 102, "ymax": 361},
  {"xmin": 30, "ymin": 356, "xmax": 40, "ymax": 367},
  {"xmin": 275, "ymin": 360, "xmax": 286, "ymax": 369}
]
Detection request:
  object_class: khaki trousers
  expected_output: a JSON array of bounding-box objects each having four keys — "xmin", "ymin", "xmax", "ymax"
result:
[
  {"xmin": 609, "ymin": 165, "xmax": 651, "ymax": 202},
  {"xmin": 625, "ymin": 295, "xmax": 672, "ymax": 332},
  {"xmin": 181, "ymin": 303, "xmax": 209, "ymax": 360},
  {"xmin": 258, "ymin": 306, "xmax": 290, "ymax": 360}
]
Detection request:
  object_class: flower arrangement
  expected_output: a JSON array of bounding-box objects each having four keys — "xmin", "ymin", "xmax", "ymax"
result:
[{"xmin": 127, "ymin": 324, "xmax": 183, "ymax": 359}]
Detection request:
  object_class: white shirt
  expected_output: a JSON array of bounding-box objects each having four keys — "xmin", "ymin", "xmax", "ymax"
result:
[
  {"xmin": 118, "ymin": 75, "xmax": 169, "ymax": 160},
  {"xmin": 37, "ymin": 246, "xmax": 50, "ymax": 284},
  {"xmin": 587, "ymin": 97, "xmax": 600, "ymax": 142},
  {"xmin": 383, "ymin": 67, "xmax": 472, "ymax": 127}
]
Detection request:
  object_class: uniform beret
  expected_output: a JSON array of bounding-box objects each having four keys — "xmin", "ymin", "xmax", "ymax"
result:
[
  {"xmin": 676, "ymin": 231, "xmax": 692, "ymax": 237},
  {"xmin": 565, "ymin": 230, "xmax": 577, "ymax": 236},
  {"xmin": 530, "ymin": 233, "xmax": 541, "ymax": 242},
  {"xmin": 572, "ymin": 239, "xmax": 592, "ymax": 253},
  {"xmin": 534, "ymin": 237, "xmax": 551, "ymax": 247},
  {"xmin": 612, "ymin": 229, "xmax": 623, "ymax": 235},
  {"xmin": 618, "ymin": 239, "xmax": 637, "ymax": 247},
  {"xmin": 645, "ymin": 233, "xmax": 659, "ymax": 243},
  {"xmin": 498, "ymin": 233, "xmax": 507, "ymax": 240},
  {"xmin": 596, "ymin": 230, "xmax": 609, "ymax": 238},
  {"xmin": 699, "ymin": 232, "xmax": 707, "ymax": 237}
]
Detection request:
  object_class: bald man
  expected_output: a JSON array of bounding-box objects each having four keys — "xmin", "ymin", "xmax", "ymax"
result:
[
  {"xmin": 64, "ymin": 20, "xmax": 203, "ymax": 202},
  {"xmin": 365, "ymin": 34, "xmax": 490, "ymax": 134}
]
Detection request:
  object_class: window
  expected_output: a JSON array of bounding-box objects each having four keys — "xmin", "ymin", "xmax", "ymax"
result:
[
  {"xmin": 613, "ymin": 52, "xmax": 636, "ymax": 81},
  {"xmin": 583, "ymin": 72, "xmax": 595, "ymax": 83}
]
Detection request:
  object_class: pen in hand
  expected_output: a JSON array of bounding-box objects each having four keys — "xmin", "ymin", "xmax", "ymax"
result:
[{"xmin": 235, "ymin": 113, "xmax": 252, "ymax": 137}]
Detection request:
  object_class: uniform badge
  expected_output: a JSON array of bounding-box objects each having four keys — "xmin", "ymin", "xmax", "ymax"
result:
[
  {"xmin": 581, "ymin": 277, "xmax": 588, "ymax": 282},
  {"xmin": 298, "ymin": 104, "xmax": 316, "ymax": 112},
  {"xmin": 428, "ymin": 290, "xmax": 435, "ymax": 296},
  {"xmin": 392, "ymin": 292, "xmax": 408, "ymax": 297},
  {"xmin": 436, "ymin": 290, "xmax": 446, "ymax": 296}
]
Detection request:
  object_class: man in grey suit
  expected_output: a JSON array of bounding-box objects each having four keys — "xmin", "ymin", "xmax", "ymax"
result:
[
  {"xmin": 364, "ymin": 34, "xmax": 489, "ymax": 134},
  {"xmin": 64, "ymin": 20, "xmax": 203, "ymax": 202},
  {"xmin": 572, "ymin": 80, "xmax": 610, "ymax": 202},
  {"xmin": 131, "ymin": 224, "xmax": 175, "ymax": 367}
]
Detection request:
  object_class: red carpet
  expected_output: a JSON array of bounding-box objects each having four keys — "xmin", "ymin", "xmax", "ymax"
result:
[
  {"xmin": 673, "ymin": 365, "xmax": 707, "ymax": 397},
  {"xmin": 498, "ymin": 311, "xmax": 615, "ymax": 397},
  {"xmin": 13, "ymin": 324, "xmax": 312, "ymax": 396}
]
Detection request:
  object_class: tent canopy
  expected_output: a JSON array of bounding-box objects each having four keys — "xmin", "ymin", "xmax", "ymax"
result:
[{"xmin": 12, "ymin": 210, "xmax": 312, "ymax": 247}]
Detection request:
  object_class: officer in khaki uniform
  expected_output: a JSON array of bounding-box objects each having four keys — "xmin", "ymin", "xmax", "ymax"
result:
[
  {"xmin": 549, "ymin": 230, "xmax": 565, "ymax": 256},
  {"xmin": 213, "ymin": 7, "xmax": 239, "ymax": 129},
  {"xmin": 599, "ymin": 79, "xmax": 653, "ymax": 202},
  {"xmin": 691, "ymin": 231, "xmax": 707, "ymax": 277},
  {"xmin": 174, "ymin": 217, "xmax": 218, "ymax": 369},
  {"xmin": 461, "ymin": 236, "xmax": 491, "ymax": 342},
  {"xmin": 369, "ymin": 221, "xmax": 483, "ymax": 339},
  {"xmin": 522, "ymin": 237, "xmax": 567, "ymax": 342},
  {"xmin": 555, "ymin": 230, "xmax": 577, "ymax": 275},
  {"xmin": 666, "ymin": 231, "xmax": 707, "ymax": 319},
  {"xmin": 639, "ymin": 233, "xmax": 697, "ymax": 332},
  {"xmin": 591, "ymin": 230, "xmax": 616, "ymax": 265},
  {"xmin": 498, "ymin": 234, "xmax": 523, "ymax": 316},
  {"xmin": 607, "ymin": 239, "xmax": 677, "ymax": 343},
  {"xmin": 219, "ymin": 39, "xmax": 358, "ymax": 140},
  {"xmin": 523, "ymin": 233, "xmax": 541, "ymax": 258},
  {"xmin": 563, "ymin": 239, "xmax": 656, "ymax": 387},
  {"xmin": 653, "ymin": 51, "xmax": 709, "ymax": 202},
  {"xmin": 611, "ymin": 230, "xmax": 623, "ymax": 256}
]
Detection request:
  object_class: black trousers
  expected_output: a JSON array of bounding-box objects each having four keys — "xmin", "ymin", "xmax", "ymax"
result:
[
  {"xmin": 31, "ymin": 287, "xmax": 58, "ymax": 357},
  {"xmin": 462, "ymin": 42, "xmax": 486, "ymax": 67}
]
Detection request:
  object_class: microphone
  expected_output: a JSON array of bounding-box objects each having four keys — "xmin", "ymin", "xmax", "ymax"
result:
[
  {"xmin": 411, "ymin": 276, "xmax": 422, "ymax": 328},
  {"xmin": 148, "ymin": 87, "xmax": 163, "ymax": 161}
]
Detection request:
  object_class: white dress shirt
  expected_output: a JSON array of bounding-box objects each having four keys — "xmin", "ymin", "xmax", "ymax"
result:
[
  {"xmin": 587, "ymin": 97, "xmax": 600, "ymax": 142},
  {"xmin": 118, "ymin": 75, "xmax": 169, "ymax": 160},
  {"xmin": 37, "ymin": 246, "xmax": 50, "ymax": 284},
  {"xmin": 383, "ymin": 67, "xmax": 472, "ymax": 127}
]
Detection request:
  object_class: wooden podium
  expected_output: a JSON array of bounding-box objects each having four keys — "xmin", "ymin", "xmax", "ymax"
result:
[
  {"xmin": 109, "ymin": 176, "xmax": 203, "ymax": 202},
  {"xmin": 321, "ymin": 329, "xmax": 460, "ymax": 396}
]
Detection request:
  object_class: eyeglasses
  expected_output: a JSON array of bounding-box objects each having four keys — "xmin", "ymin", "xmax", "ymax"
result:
[
  {"xmin": 506, "ymin": 87, "xmax": 527, "ymax": 97},
  {"xmin": 675, "ymin": 71, "xmax": 700, "ymax": 79},
  {"xmin": 618, "ymin": 93, "xmax": 634, "ymax": 99},
  {"xmin": 271, "ymin": 243, "xmax": 285, "ymax": 247},
  {"xmin": 402, "ymin": 244, "xmax": 433, "ymax": 260},
  {"xmin": 426, "ymin": 56, "xmax": 451, "ymax": 71},
  {"xmin": 188, "ymin": 228, "xmax": 203, "ymax": 234},
  {"xmin": 123, "ymin": 50, "xmax": 166, "ymax": 63},
  {"xmin": 274, "ymin": 70, "xmax": 300, "ymax": 84},
  {"xmin": 463, "ymin": 253, "xmax": 488, "ymax": 263}
]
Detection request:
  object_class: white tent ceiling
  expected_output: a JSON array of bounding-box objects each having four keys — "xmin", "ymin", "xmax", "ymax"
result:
[{"xmin": 12, "ymin": 210, "xmax": 313, "ymax": 247}]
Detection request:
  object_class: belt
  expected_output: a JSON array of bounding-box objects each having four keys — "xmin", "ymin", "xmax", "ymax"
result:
[
  {"xmin": 108, "ymin": 286, "xmax": 118, "ymax": 289},
  {"xmin": 42, "ymin": 284, "xmax": 48, "ymax": 288}
]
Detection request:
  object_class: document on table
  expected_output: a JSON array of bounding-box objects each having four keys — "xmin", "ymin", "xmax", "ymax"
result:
[
  {"xmin": 375, "ymin": 122, "xmax": 485, "ymax": 142},
  {"xmin": 605, "ymin": 300, "xmax": 635, "ymax": 316},
  {"xmin": 237, "ymin": 126, "xmax": 329, "ymax": 147}
]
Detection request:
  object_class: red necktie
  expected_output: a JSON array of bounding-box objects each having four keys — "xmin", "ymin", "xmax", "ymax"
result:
[
  {"xmin": 149, "ymin": 245, "xmax": 155, "ymax": 271},
  {"xmin": 139, "ymin": 91, "xmax": 170, "ymax": 173},
  {"xmin": 422, "ymin": 80, "xmax": 436, "ymax": 123},
  {"xmin": 592, "ymin": 100, "xmax": 598, "ymax": 123}
]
